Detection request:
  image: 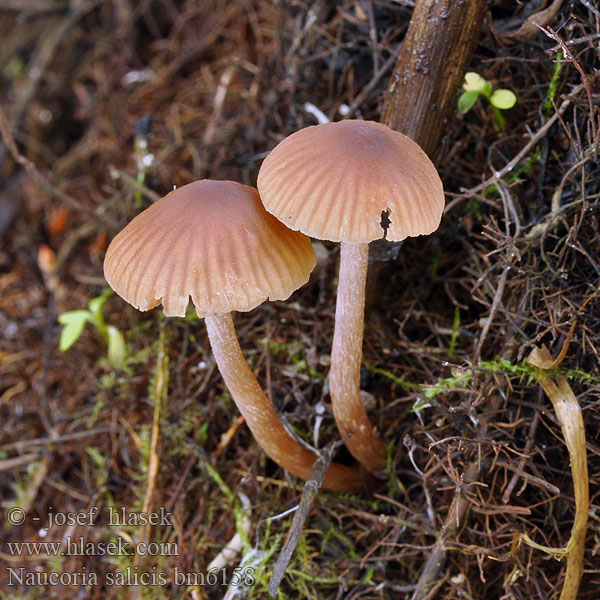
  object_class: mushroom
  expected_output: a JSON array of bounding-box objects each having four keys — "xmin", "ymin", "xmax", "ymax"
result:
[
  {"xmin": 257, "ymin": 120, "xmax": 445, "ymax": 474},
  {"xmin": 103, "ymin": 179, "xmax": 365, "ymax": 492}
]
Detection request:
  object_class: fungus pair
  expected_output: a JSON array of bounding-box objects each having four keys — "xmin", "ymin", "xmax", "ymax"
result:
[
  {"xmin": 104, "ymin": 120, "xmax": 444, "ymax": 488},
  {"xmin": 104, "ymin": 180, "xmax": 364, "ymax": 493}
]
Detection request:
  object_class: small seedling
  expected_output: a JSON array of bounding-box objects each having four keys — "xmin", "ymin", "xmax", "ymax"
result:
[
  {"xmin": 58, "ymin": 290, "xmax": 127, "ymax": 368},
  {"xmin": 458, "ymin": 72, "xmax": 517, "ymax": 130}
]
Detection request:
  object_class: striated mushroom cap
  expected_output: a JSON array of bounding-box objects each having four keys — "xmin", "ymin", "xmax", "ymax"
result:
[
  {"xmin": 257, "ymin": 120, "xmax": 445, "ymax": 243},
  {"xmin": 103, "ymin": 180, "xmax": 316, "ymax": 317}
]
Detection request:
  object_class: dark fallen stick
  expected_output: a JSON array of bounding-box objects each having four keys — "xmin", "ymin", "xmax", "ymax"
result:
[
  {"xmin": 366, "ymin": 0, "xmax": 487, "ymax": 308},
  {"xmin": 268, "ymin": 436, "xmax": 351, "ymax": 596}
]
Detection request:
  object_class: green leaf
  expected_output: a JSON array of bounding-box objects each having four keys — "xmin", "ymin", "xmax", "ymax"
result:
[
  {"xmin": 58, "ymin": 313, "xmax": 89, "ymax": 351},
  {"xmin": 448, "ymin": 307, "xmax": 461, "ymax": 358},
  {"xmin": 58, "ymin": 310, "xmax": 90, "ymax": 325},
  {"xmin": 490, "ymin": 89, "xmax": 517, "ymax": 110},
  {"xmin": 458, "ymin": 90, "xmax": 479, "ymax": 113},
  {"xmin": 463, "ymin": 72, "xmax": 487, "ymax": 93},
  {"xmin": 88, "ymin": 294, "xmax": 108, "ymax": 316},
  {"xmin": 196, "ymin": 422, "xmax": 209, "ymax": 447},
  {"xmin": 106, "ymin": 325, "xmax": 128, "ymax": 367}
]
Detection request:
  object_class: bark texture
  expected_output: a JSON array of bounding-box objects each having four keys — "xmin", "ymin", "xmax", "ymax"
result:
[
  {"xmin": 367, "ymin": 0, "xmax": 487, "ymax": 307},
  {"xmin": 381, "ymin": 0, "xmax": 488, "ymax": 159}
]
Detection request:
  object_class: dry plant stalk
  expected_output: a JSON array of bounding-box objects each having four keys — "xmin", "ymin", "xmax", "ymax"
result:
[
  {"xmin": 137, "ymin": 324, "xmax": 168, "ymax": 553},
  {"xmin": 524, "ymin": 332, "xmax": 589, "ymax": 600}
]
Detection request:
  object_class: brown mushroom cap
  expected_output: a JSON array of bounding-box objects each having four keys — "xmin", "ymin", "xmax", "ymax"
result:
[
  {"xmin": 257, "ymin": 120, "xmax": 445, "ymax": 243},
  {"xmin": 104, "ymin": 180, "xmax": 316, "ymax": 317}
]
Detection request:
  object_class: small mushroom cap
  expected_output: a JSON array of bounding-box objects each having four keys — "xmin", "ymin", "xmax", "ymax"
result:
[
  {"xmin": 257, "ymin": 120, "xmax": 445, "ymax": 243},
  {"xmin": 103, "ymin": 180, "xmax": 316, "ymax": 317}
]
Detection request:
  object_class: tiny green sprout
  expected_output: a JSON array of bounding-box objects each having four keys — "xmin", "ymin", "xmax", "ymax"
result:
[
  {"xmin": 58, "ymin": 290, "xmax": 127, "ymax": 368},
  {"xmin": 458, "ymin": 72, "xmax": 517, "ymax": 130}
]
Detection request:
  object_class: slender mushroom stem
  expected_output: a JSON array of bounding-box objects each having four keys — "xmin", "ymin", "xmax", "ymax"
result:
[
  {"xmin": 329, "ymin": 241, "xmax": 386, "ymax": 474},
  {"xmin": 204, "ymin": 312, "xmax": 366, "ymax": 493}
]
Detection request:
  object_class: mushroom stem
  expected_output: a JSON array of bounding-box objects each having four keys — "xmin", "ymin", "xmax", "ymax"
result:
[
  {"xmin": 205, "ymin": 312, "xmax": 366, "ymax": 493},
  {"xmin": 330, "ymin": 241, "xmax": 386, "ymax": 474}
]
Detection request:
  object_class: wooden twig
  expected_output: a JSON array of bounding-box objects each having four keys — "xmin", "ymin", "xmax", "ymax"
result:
[
  {"xmin": 501, "ymin": 411, "xmax": 542, "ymax": 503},
  {"xmin": 411, "ymin": 391, "xmax": 503, "ymax": 600},
  {"xmin": 473, "ymin": 265, "xmax": 510, "ymax": 362},
  {"xmin": 366, "ymin": 0, "xmax": 487, "ymax": 306},
  {"xmin": 411, "ymin": 461, "xmax": 480, "ymax": 600},
  {"xmin": 0, "ymin": 427, "xmax": 117, "ymax": 452},
  {"xmin": 268, "ymin": 436, "xmax": 351, "ymax": 596},
  {"xmin": 381, "ymin": 0, "xmax": 487, "ymax": 160}
]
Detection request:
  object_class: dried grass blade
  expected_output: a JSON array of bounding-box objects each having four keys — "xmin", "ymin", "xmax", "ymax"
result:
[{"xmin": 525, "ymin": 344, "xmax": 589, "ymax": 600}]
